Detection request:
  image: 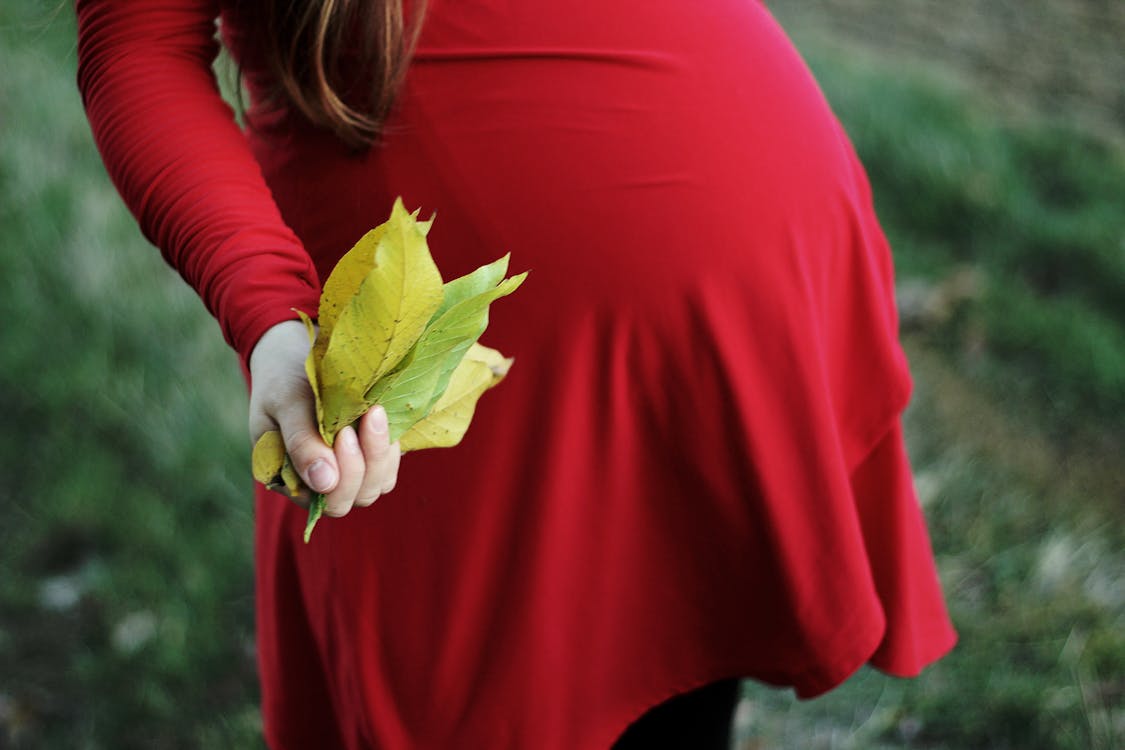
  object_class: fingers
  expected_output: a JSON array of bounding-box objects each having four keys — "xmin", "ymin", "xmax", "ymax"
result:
[
  {"xmin": 285, "ymin": 406, "xmax": 401, "ymax": 518},
  {"xmin": 322, "ymin": 425, "xmax": 363, "ymax": 517},
  {"xmin": 276, "ymin": 404, "xmax": 340, "ymax": 496},
  {"xmin": 248, "ymin": 321, "xmax": 400, "ymax": 516},
  {"xmin": 352, "ymin": 406, "xmax": 401, "ymax": 508},
  {"xmin": 249, "ymin": 320, "xmax": 336, "ymax": 502}
]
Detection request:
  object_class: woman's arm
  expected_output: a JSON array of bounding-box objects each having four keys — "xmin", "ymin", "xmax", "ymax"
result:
[
  {"xmin": 76, "ymin": 0, "xmax": 320, "ymax": 363},
  {"xmin": 77, "ymin": 1, "xmax": 400, "ymax": 511}
]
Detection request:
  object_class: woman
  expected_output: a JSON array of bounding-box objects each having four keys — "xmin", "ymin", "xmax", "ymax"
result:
[{"xmin": 77, "ymin": 1, "xmax": 957, "ymax": 747}]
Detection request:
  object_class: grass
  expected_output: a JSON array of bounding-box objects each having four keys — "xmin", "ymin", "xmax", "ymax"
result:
[
  {"xmin": 805, "ymin": 45, "xmax": 1125, "ymax": 428},
  {"xmin": 733, "ymin": 37, "xmax": 1125, "ymax": 750},
  {"xmin": 0, "ymin": 4, "xmax": 260, "ymax": 748},
  {"xmin": 1, "ymin": 3, "xmax": 1122, "ymax": 749},
  {"xmin": 738, "ymin": 342, "xmax": 1124, "ymax": 749}
]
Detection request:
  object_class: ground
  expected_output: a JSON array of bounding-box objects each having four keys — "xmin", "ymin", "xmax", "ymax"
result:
[
  {"xmin": 0, "ymin": 2, "xmax": 1122, "ymax": 748},
  {"xmin": 769, "ymin": 0, "xmax": 1125, "ymax": 149}
]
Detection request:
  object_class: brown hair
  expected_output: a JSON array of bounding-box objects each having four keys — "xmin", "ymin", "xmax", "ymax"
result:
[{"xmin": 258, "ymin": 0, "xmax": 426, "ymax": 147}]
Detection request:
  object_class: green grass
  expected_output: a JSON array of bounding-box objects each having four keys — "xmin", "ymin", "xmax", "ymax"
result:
[
  {"xmin": 0, "ymin": 4, "xmax": 261, "ymax": 748},
  {"xmin": 733, "ymin": 42, "xmax": 1125, "ymax": 750},
  {"xmin": 805, "ymin": 46, "xmax": 1125, "ymax": 428},
  {"xmin": 738, "ymin": 343, "xmax": 1124, "ymax": 749},
  {"xmin": 2, "ymin": 3, "xmax": 1122, "ymax": 749}
]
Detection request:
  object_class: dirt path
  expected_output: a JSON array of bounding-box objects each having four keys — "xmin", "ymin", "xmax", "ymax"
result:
[{"xmin": 767, "ymin": 0, "xmax": 1125, "ymax": 147}]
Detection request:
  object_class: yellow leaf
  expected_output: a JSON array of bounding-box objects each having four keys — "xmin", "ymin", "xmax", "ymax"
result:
[
  {"xmin": 295, "ymin": 310, "xmax": 325, "ymax": 441},
  {"xmin": 280, "ymin": 454, "xmax": 301, "ymax": 496},
  {"xmin": 411, "ymin": 207, "xmax": 435, "ymax": 236},
  {"xmin": 399, "ymin": 344, "xmax": 513, "ymax": 452},
  {"xmin": 251, "ymin": 430, "xmax": 286, "ymax": 485},
  {"xmin": 252, "ymin": 430, "xmax": 301, "ymax": 496},
  {"xmin": 248, "ymin": 197, "xmax": 528, "ymax": 542},
  {"xmin": 313, "ymin": 223, "xmax": 384, "ymax": 366},
  {"xmin": 319, "ymin": 198, "xmax": 444, "ymax": 438},
  {"xmin": 312, "ymin": 202, "xmax": 432, "ymax": 363}
]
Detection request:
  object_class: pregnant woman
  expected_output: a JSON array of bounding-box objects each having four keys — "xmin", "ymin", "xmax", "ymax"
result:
[{"xmin": 77, "ymin": 1, "xmax": 956, "ymax": 747}]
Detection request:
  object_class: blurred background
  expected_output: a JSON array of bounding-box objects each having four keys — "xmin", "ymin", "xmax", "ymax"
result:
[{"xmin": 1, "ymin": 1, "xmax": 1121, "ymax": 747}]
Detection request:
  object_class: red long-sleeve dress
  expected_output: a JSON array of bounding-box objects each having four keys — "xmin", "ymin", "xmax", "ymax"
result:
[{"xmin": 77, "ymin": 1, "xmax": 957, "ymax": 747}]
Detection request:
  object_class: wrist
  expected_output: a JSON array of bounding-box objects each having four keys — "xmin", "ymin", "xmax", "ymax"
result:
[{"xmin": 249, "ymin": 319, "xmax": 313, "ymax": 378}]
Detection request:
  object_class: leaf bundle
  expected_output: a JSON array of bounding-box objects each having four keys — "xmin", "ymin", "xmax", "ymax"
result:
[{"xmin": 251, "ymin": 198, "xmax": 526, "ymax": 540}]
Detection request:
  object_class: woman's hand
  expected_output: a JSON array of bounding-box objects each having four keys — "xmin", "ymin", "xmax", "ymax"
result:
[{"xmin": 248, "ymin": 320, "xmax": 401, "ymax": 516}]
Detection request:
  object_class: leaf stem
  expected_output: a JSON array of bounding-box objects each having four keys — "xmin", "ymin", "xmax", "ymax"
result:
[{"xmin": 304, "ymin": 494, "xmax": 326, "ymax": 543}]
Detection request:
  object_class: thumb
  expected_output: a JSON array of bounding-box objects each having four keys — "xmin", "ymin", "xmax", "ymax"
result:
[{"xmin": 276, "ymin": 405, "xmax": 339, "ymax": 495}]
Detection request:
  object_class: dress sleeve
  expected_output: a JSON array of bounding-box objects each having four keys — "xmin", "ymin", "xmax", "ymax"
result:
[{"xmin": 76, "ymin": 0, "xmax": 322, "ymax": 365}]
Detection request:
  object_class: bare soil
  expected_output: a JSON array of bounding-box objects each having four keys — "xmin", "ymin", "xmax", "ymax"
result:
[{"xmin": 767, "ymin": 0, "xmax": 1125, "ymax": 147}]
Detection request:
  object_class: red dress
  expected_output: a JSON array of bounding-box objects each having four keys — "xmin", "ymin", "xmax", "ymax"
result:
[{"xmin": 77, "ymin": 1, "xmax": 957, "ymax": 747}]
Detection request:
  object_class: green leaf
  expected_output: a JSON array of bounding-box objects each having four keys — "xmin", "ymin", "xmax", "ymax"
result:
[
  {"xmin": 368, "ymin": 272, "xmax": 527, "ymax": 442},
  {"xmin": 304, "ymin": 495, "xmax": 326, "ymax": 543},
  {"xmin": 248, "ymin": 197, "xmax": 528, "ymax": 543},
  {"xmin": 429, "ymin": 253, "xmax": 510, "ymax": 325},
  {"xmin": 399, "ymin": 343, "xmax": 513, "ymax": 452}
]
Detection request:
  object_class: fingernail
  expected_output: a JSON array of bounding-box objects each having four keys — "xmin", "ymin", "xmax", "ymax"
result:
[
  {"xmin": 338, "ymin": 425, "xmax": 361, "ymax": 455},
  {"xmin": 370, "ymin": 406, "xmax": 389, "ymax": 436},
  {"xmin": 306, "ymin": 459, "xmax": 336, "ymax": 493}
]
